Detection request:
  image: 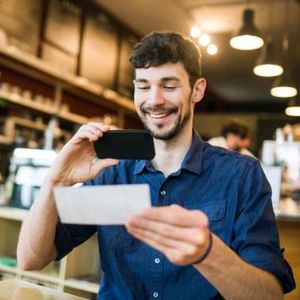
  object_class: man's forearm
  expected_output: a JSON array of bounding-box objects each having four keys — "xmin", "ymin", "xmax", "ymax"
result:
[
  {"xmin": 17, "ymin": 180, "xmax": 58, "ymax": 270},
  {"xmin": 195, "ymin": 234, "xmax": 283, "ymax": 300}
]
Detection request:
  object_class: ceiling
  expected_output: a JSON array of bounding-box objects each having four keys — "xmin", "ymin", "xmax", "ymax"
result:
[{"xmin": 96, "ymin": 0, "xmax": 300, "ymax": 109}]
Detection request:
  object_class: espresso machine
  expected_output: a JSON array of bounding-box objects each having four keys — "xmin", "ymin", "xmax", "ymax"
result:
[{"xmin": 7, "ymin": 148, "xmax": 57, "ymax": 209}]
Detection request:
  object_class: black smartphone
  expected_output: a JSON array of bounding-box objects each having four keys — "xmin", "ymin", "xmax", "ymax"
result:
[{"xmin": 93, "ymin": 130, "xmax": 155, "ymax": 160}]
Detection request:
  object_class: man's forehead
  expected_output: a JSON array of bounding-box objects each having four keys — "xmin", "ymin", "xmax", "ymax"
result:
[
  {"xmin": 134, "ymin": 76, "xmax": 180, "ymax": 83},
  {"xmin": 134, "ymin": 62, "xmax": 188, "ymax": 82}
]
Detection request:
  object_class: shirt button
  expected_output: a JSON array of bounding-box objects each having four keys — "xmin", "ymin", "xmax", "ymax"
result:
[
  {"xmin": 154, "ymin": 258, "xmax": 160, "ymax": 264},
  {"xmin": 153, "ymin": 292, "xmax": 159, "ymax": 298},
  {"xmin": 160, "ymin": 190, "xmax": 166, "ymax": 197}
]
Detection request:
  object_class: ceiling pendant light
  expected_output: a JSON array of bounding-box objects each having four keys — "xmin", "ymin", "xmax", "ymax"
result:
[
  {"xmin": 198, "ymin": 33, "xmax": 211, "ymax": 47},
  {"xmin": 253, "ymin": 38, "xmax": 283, "ymax": 77},
  {"xmin": 285, "ymin": 98, "xmax": 300, "ymax": 116},
  {"xmin": 271, "ymin": 71, "xmax": 298, "ymax": 98},
  {"xmin": 190, "ymin": 26, "xmax": 202, "ymax": 39},
  {"xmin": 207, "ymin": 43, "xmax": 218, "ymax": 56},
  {"xmin": 253, "ymin": 2, "xmax": 283, "ymax": 77},
  {"xmin": 270, "ymin": 0, "xmax": 298, "ymax": 99},
  {"xmin": 230, "ymin": 8, "xmax": 264, "ymax": 50}
]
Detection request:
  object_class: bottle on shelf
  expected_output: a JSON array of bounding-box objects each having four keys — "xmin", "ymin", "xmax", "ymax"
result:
[
  {"xmin": 275, "ymin": 127, "xmax": 284, "ymax": 144},
  {"xmin": 44, "ymin": 117, "xmax": 57, "ymax": 150},
  {"xmin": 283, "ymin": 124, "xmax": 293, "ymax": 143},
  {"xmin": 0, "ymin": 172, "xmax": 7, "ymax": 205}
]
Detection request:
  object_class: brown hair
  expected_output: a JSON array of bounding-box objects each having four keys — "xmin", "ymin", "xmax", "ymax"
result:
[
  {"xmin": 130, "ymin": 31, "xmax": 202, "ymax": 87},
  {"xmin": 222, "ymin": 122, "xmax": 249, "ymax": 139}
]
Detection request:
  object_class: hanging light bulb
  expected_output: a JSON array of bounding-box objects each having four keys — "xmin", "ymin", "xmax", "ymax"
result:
[
  {"xmin": 271, "ymin": 70, "xmax": 298, "ymax": 98},
  {"xmin": 254, "ymin": 2, "xmax": 282, "ymax": 77},
  {"xmin": 253, "ymin": 38, "xmax": 283, "ymax": 77},
  {"xmin": 207, "ymin": 44, "xmax": 218, "ymax": 55},
  {"xmin": 190, "ymin": 26, "xmax": 202, "ymax": 38},
  {"xmin": 198, "ymin": 33, "xmax": 211, "ymax": 47},
  {"xmin": 270, "ymin": 34, "xmax": 297, "ymax": 98},
  {"xmin": 230, "ymin": 8, "xmax": 264, "ymax": 50},
  {"xmin": 285, "ymin": 98, "xmax": 300, "ymax": 116}
]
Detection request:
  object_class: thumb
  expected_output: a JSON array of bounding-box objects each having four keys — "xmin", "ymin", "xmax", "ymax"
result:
[{"xmin": 90, "ymin": 158, "xmax": 119, "ymax": 178}]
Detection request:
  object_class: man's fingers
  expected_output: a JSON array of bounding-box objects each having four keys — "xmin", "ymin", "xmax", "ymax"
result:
[
  {"xmin": 85, "ymin": 122, "xmax": 111, "ymax": 132},
  {"xmin": 128, "ymin": 216, "xmax": 207, "ymax": 246},
  {"xmin": 77, "ymin": 129, "xmax": 101, "ymax": 142},
  {"xmin": 128, "ymin": 225, "xmax": 198, "ymax": 251},
  {"xmin": 128, "ymin": 227, "xmax": 171, "ymax": 254},
  {"xmin": 139, "ymin": 205, "xmax": 208, "ymax": 228},
  {"xmin": 72, "ymin": 122, "xmax": 112, "ymax": 143},
  {"xmin": 128, "ymin": 226, "xmax": 202, "ymax": 265},
  {"xmin": 91, "ymin": 159, "xmax": 119, "ymax": 178}
]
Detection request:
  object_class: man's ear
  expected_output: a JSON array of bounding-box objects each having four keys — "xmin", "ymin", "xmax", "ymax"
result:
[{"xmin": 192, "ymin": 78, "xmax": 206, "ymax": 103}]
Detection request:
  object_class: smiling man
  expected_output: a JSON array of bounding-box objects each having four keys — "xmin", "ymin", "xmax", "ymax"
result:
[
  {"xmin": 17, "ymin": 32, "xmax": 295, "ymax": 300},
  {"xmin": 133, "ymin": 65, "xmax": 195, "ymax": 140}
]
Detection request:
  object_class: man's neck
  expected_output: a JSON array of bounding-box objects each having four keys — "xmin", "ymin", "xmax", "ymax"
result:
[{"xmin": 151, "ymin": 127, "xmax": 193, "ymax": 178}]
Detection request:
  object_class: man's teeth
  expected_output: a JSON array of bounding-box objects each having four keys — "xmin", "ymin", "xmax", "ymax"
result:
[{"xmin": 149, "ymin": 113, "xmax": 168, "ymax": 118}]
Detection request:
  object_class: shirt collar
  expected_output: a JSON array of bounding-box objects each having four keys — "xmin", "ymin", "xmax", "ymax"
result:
[
  {"xmin": 134, "ymin": 159, "xmax": 151, "ymax": 175},
  {"xmin": 134, "ymin": 129, "xmax": 203, "ymax": 176},
  {"xmin": 180, "ymin": 130, "xmax": 203, "ymax": 176}
]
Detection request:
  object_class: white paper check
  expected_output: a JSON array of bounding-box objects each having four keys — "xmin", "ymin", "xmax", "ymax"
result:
[{"xmin": 54, "ymin": 184, "xmax": 151, "ymax": 225}]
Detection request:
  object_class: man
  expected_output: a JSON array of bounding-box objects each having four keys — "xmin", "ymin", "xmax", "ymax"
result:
[
  {"xmin": 208, "ymin": 121, "xmax": 254, "ymax": 156},
  {"xmin": 17, "ymin": 32, "xmax": 295, "ymax": 299}
]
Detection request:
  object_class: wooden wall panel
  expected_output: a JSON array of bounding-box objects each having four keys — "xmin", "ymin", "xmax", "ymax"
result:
[
  {"xmin": 0, "ymin": 0, "xmax": 41, "ymax": 54},
  {"xmin": 81, "ymin": 9, "xmax": 118, "ymax": 88}
]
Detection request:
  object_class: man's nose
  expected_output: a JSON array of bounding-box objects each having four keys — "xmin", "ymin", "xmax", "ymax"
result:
[{"xmin": 148, "ymin": 86, "xmax": 165, "ymax": 106}]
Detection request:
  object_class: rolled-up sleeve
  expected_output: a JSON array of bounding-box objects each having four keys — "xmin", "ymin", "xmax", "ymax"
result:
[
  {"xmin": 232, "ymin": 160, "xmax": 295, "ymax": 293},
  {"xmin": 55, "ymin": 218, "xmax": 96, "ymax": 260}
]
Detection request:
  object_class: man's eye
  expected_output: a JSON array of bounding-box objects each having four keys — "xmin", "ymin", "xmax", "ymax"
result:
[
  {"xmin": 163, "ymin": 86, "xmax": 177, "ymax": 91},
  {"xmin": 136, "ymin": 86, "xmax": 150, "ymax": 90}
]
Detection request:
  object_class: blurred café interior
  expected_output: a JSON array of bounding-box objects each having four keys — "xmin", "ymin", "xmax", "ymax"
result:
[{"xmin": 0, "ymin": 0, "xmax": 299, "ymax": 299}]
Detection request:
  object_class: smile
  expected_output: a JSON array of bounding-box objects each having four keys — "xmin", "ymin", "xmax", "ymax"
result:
[{"xmin": 148, "ymin": 112, "xmax": 169, "ymax": 118}]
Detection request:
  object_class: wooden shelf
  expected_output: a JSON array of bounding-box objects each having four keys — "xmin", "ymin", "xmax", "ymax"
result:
[
  {"xmin": 0, "ymin": 46, "xmax": 135, "ymax": 113},
  {"xmin": 58, "ymin": 111, "xmax": 88, "ymax": 125},
  {"xmin": 64, "ymin": 279, "xmax": 99, "ymax": 294},
  {"xmin": 0, "ymin": 90, "xmax": 57, "ymax": 115},
  {"xmin": 0, "ymin": 207, "xmax": 28, "ymax": 222},
  {"xmin": 0, "ymin": 135, "xmax": 12, "ymax": 144},
  {"xmin": 0, "ymin": 264, "xmax": 61, "ymax": 284},
  {"xmin": 0, "ymin": 91, "xmax": 88, "ymax": 125},
  {"xmin": 20, "ymin": 269, "xmax": 61, "ymax": 285},
  {"xmin": 0, "ymin": 263, "xmax": 18, "ymax": 275},
  {"xmin": 10, "ymin": 116, "xmax": 47, "ymax": 131},
  {"xmin": 0, "ymin": 206, "xmax": 100, "ymax": 299},
  {"xmin": 0, "ymin": 261, "xmax": 100, "ymax": 295}
]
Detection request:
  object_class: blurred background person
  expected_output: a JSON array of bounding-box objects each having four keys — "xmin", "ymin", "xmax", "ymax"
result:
[{"xmin": 208, "ymin": 121, "xmax": 254, "ymax": 157}]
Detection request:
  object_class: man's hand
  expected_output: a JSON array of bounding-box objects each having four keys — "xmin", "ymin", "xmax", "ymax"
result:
[
  {"xmin": 47, "ymin": 122, "xmax": 119, "ymax": 186},
  {"xmin": 18, "ymin": 122, "xmax": 120, "ymax": 271},
  {"xmin": 126, "ymin": 204, "xmax": 211, "ymax": 265}
]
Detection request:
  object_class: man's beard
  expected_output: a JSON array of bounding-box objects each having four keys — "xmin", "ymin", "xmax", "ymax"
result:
[{"xmin": 139, "ymin": 105, "xmax": 191, "ymax": 141}]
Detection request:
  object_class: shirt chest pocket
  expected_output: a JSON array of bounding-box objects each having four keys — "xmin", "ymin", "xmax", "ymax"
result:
[
  {"xmin": 185, "ymin": 201, "xmax": 227, "ymax": 233},
  {"xmin": 99, "ymin": 225, "xmax": 139, "ymax": 252}
]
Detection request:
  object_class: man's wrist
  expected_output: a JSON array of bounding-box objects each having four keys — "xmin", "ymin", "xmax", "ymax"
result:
[
  {"xmin": 192, "ymin": 231, "xmax": 213, "ymax": 265},
  {"xmin": 44, "ymin": 173, "xmax": 69, "ymax": 187}
]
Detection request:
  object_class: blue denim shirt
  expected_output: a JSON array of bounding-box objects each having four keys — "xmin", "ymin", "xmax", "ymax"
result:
[{"xmin": 55, "ymin": 131, "xmax": 295, "ymax": 299}]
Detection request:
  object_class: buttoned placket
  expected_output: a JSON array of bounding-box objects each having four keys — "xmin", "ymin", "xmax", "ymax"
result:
[
  {"xmin": 149, "ymin": 179, "xmax": 169, "ymax": 299},
  {"xmin": 150, "ymin": 250, "xmax": 164, "ymax": 299}
]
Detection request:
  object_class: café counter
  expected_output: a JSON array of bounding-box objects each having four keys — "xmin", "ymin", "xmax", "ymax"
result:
[{"xmin": 0, "ymin": 279, "xmax": 86, "ymax": 300}]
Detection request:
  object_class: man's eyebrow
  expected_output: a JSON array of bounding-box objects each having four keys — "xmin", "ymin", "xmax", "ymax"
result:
[
  {"xmin": 161, "ymin": 77, "xmax": 180, "ymax": 82},
  {"xmin": 133, "ymin": 79, "xmax": 148, "ymax": 83},
  {"xmin": 133, "ymin": 77, "xmax": 181, "ymax": 83}
]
